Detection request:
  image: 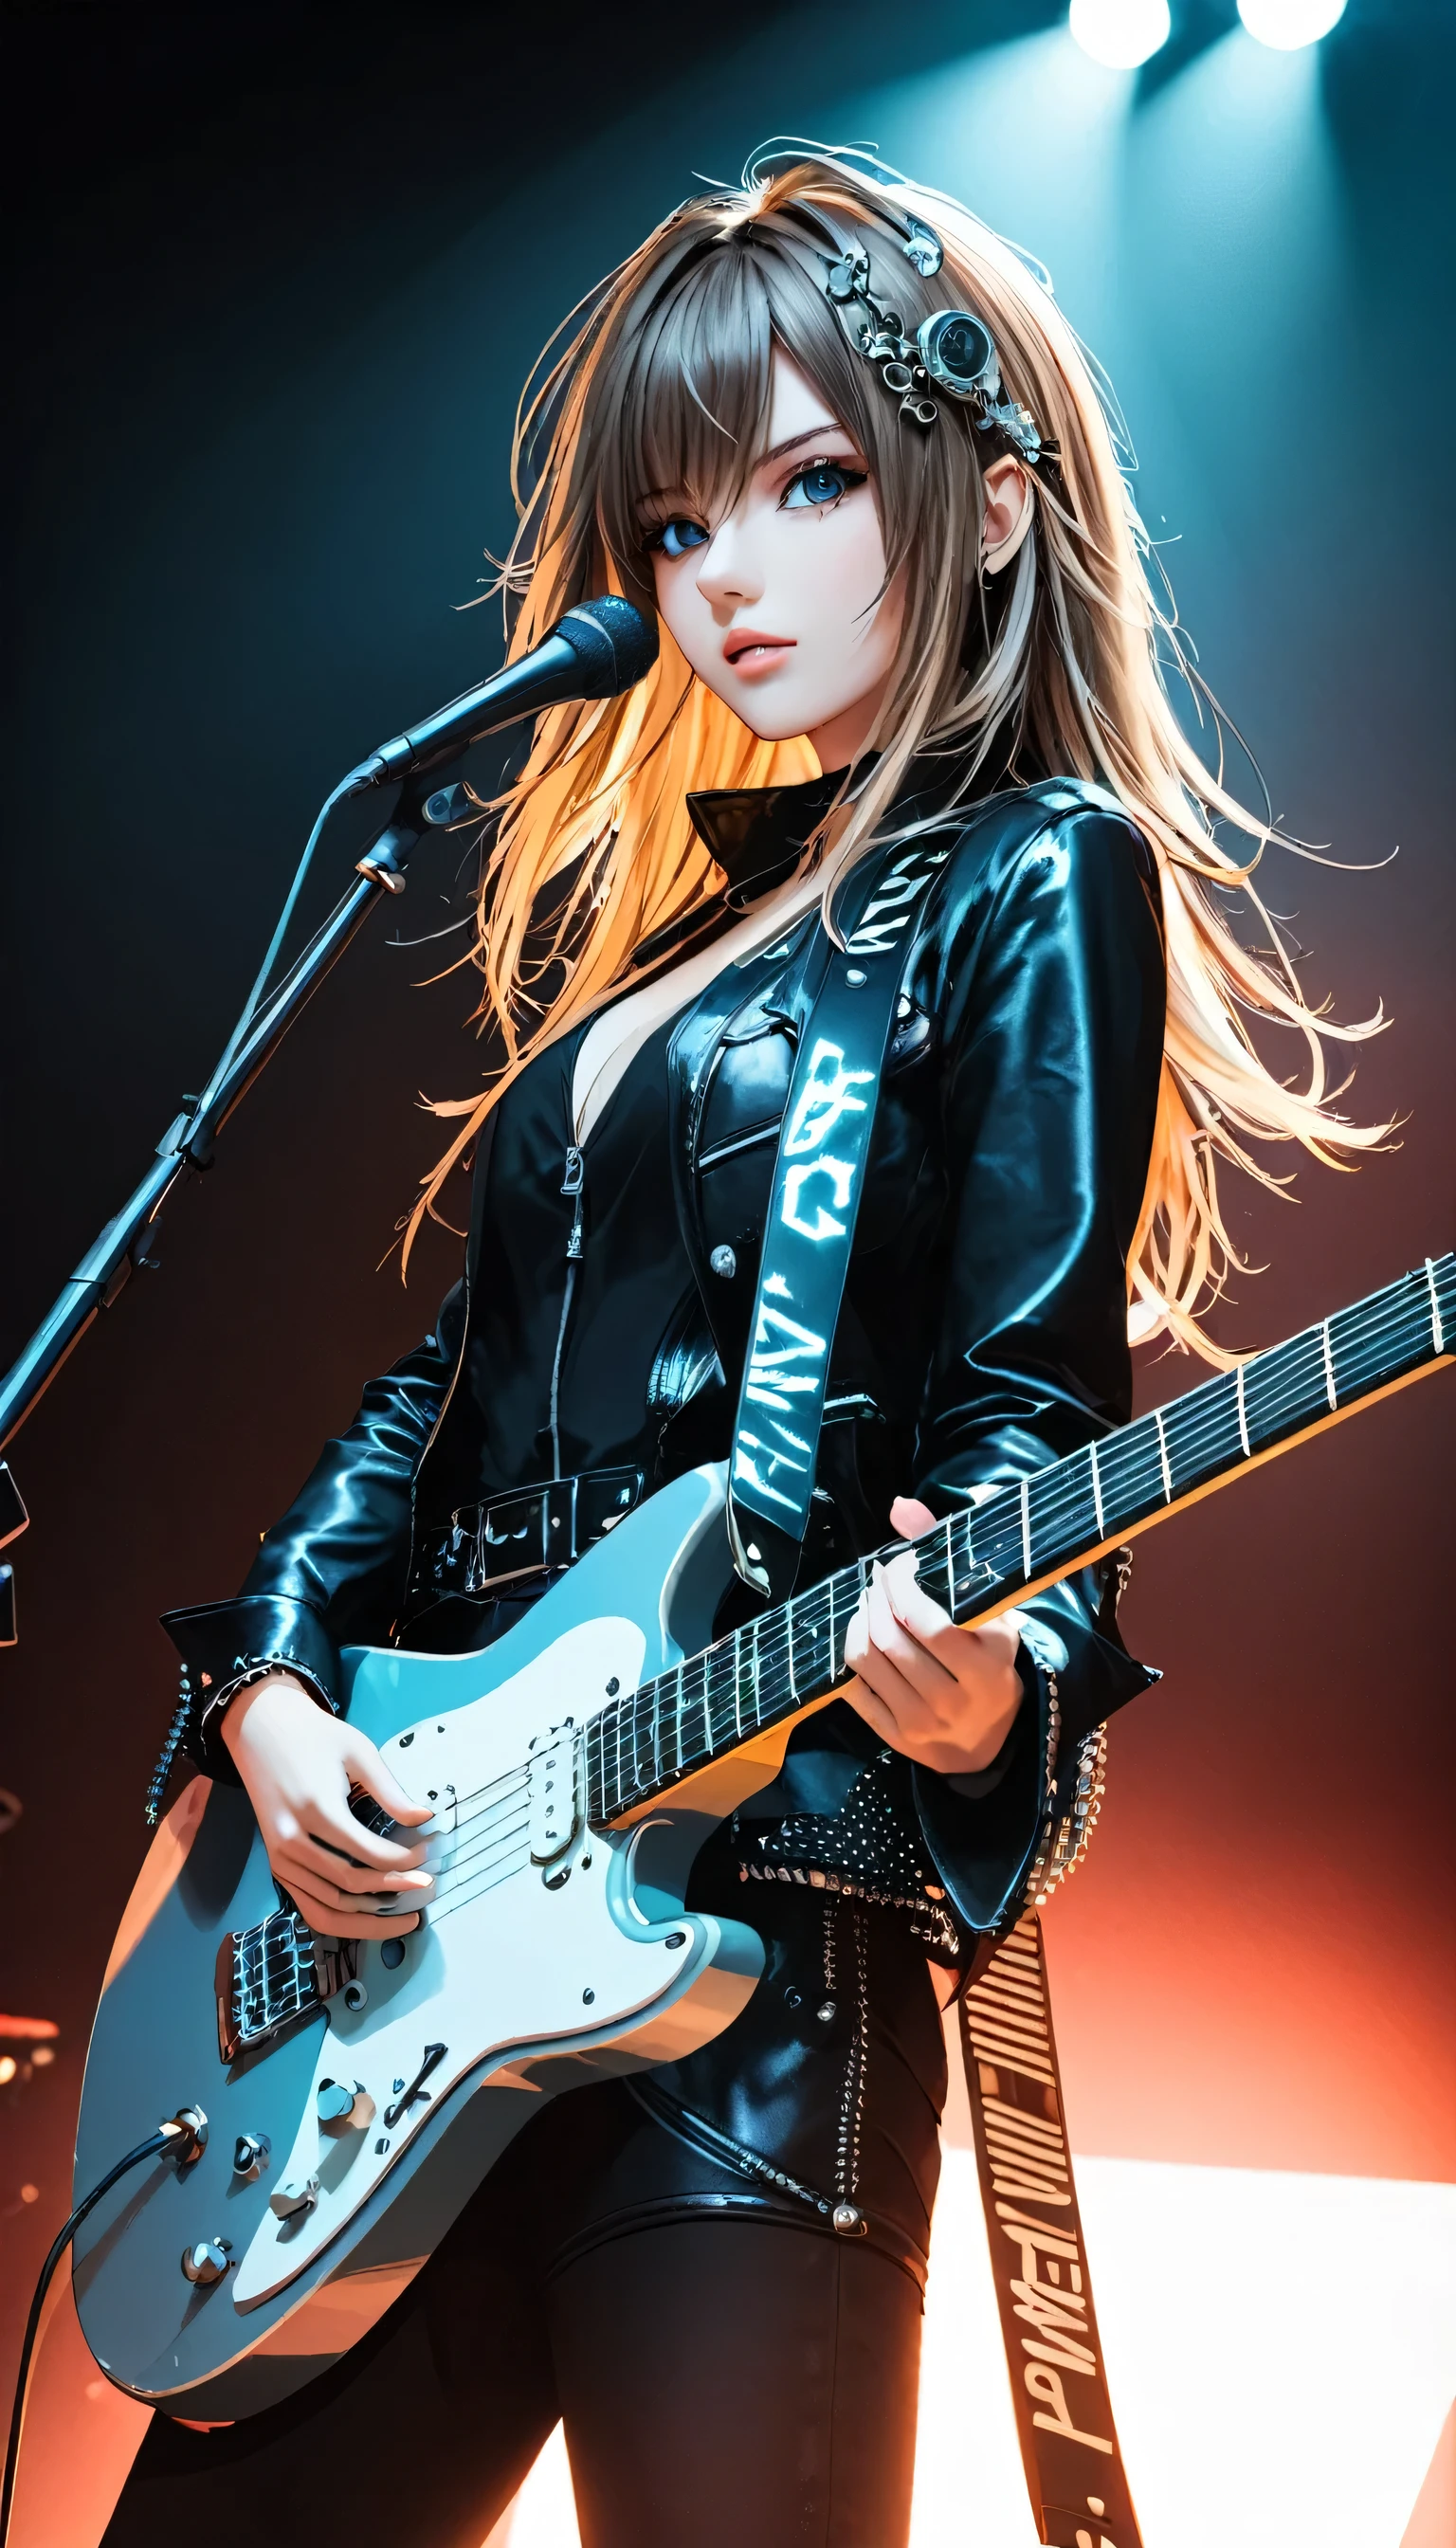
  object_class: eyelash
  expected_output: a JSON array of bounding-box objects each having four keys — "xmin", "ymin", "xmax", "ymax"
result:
[
  {"xmin": 643, "ymin": 454, "xmax": 869, "ymax": 555},
  {"xmin": 780, "ymin": 456, "xmax": 868, "ymax": 511}
]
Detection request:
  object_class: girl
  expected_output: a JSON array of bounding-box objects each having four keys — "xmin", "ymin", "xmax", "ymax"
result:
[{"xmin": 108, "ymin": 144, "xmax": 1379, "ymax": 2548}]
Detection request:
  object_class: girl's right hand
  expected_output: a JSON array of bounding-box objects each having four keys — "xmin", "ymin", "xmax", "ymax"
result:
[{"xmin": 220, "ymin": 1672, "xmax": 435, "ymax": 1939}]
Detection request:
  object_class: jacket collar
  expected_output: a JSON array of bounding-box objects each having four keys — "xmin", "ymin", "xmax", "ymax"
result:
[
  {"xmin": 684, "ymin": 770, "xmax": 847, "ymax": 908},
  {"xmin": 685, "ymin": 742, "xmax": 1028, "ymax": 909}
]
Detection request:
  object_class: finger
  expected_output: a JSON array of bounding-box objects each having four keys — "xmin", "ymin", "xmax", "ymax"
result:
[
  {"xmin": 307, "ymin": 1803, "xmax": 430, "ymax": 1874},
  {"xmin": 276, "ymin": 1833, "xmax": 435, "ymax": 1901},
  {"xmin": 282, "ymin": 1880, "xmax": 423, "ymax": 1942},
  {"xmin": 879, "ymin": 1553, "xmax": 969, "ymax": 1666},
  {"xmin": 844, "ymin": 1680, "xmax": 903, "ymax": 1749},
  {"xmin": 889, "ymin": 1494, "xmax": 938, "ymax": 1541},
  {"xmin": 881, "ymin": 1552, "xmax": 1020, "ymax": 1687},
  {"xmin": 850, "ymin": 1635, "xmax": 940, "ymax": 1737},
  {"xmin": 851, "ymin": 1585, "xmax": 945, "ymax": 1729},
  {"xmin": 865, "ymin": 1566, "xmax": 961, "ymax": 1707},
  {"xmin": 274, "ymin": 1850, "xmax": 429, "ymax": 1923},
  {"xmin": 341, "ymin": 1734, "xmax": 434, "ymax": 1829}
]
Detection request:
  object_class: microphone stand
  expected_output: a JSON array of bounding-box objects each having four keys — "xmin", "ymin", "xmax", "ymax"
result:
[{"xmin": 0, "ymin": 759, "xmax": 468, "ymax": 1643}]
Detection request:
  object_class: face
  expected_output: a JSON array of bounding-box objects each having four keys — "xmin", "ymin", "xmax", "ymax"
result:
[{"xmin": 641, "ymin": 355, "xmax": 903, "ymax": 771}]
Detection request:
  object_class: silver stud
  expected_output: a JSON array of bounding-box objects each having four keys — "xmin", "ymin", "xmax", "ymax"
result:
[{"xmin": 709, "ymin": 1244, "xmax": 737, "ymax": 1279}]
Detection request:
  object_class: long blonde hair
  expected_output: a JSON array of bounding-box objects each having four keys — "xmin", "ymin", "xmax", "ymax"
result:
[{"xmin": 412, "ymin": 147, "xmax": 1386, "ymax": 1360}]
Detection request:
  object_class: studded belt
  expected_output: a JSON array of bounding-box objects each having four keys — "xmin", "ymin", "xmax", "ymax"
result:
[{"xmin": 419, "ymin": 1465, "xmax": 645, "ymax": 1599}]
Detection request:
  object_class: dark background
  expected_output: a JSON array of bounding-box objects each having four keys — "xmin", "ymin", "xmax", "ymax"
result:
[{"xmin": 1, "ymin": 0, "xmax": 1451, "ymax": 2508}]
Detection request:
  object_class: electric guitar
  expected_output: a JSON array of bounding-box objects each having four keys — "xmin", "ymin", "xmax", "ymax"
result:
[{"xmin": 71, "ymin": 1253, "xmax": 1453, "ymax": 2423}]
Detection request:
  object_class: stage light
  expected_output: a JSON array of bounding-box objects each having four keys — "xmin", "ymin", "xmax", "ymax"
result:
[
  {"xmin": 1068, "ymin": 0, "xmax": 1172, "ymax": 70},
  {"xmin": 1237, "ymin": 0, "xmax": 1346, "ymax": 45}
]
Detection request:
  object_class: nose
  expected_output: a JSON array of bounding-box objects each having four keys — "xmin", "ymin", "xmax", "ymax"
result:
[{"xmin": 694, "ymin": 516, "xmax": 763, "ymax": 615}]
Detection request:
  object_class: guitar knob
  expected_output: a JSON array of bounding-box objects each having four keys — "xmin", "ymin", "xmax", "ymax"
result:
[
  {"xmin": 180, "ymin": 2236, "xmax": 231, "ymax": 2285},
  {"xmin": 316, "ymin": 2078, "xmax": 374, "ymax": 2130},
  {"xmin": 231, "ymin": 2131, "xmax": 270, "ymax": 2178},
  {"xmin": 268, "ymin": 2175, "xmax": 319, "ymax": 2220}
]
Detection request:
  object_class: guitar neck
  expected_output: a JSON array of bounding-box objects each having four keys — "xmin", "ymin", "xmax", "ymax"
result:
[{"xmin": 585, "ymin": 1254, "xmax": 1453, "ymax": 1828}]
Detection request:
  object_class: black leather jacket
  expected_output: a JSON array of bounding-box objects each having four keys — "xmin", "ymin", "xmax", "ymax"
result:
[{"xmin": 163, "ymin": 764, "xmax": 1165, "ymax": 2278}]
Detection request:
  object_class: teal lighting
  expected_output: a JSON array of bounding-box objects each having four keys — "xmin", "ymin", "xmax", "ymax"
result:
[
  {"xmin": 1068, "ymin": 0, "xmax": 1172, "ymax": 71},
  {"xmin": 1237, "ymin": 0, "xmax": 1347, "ymax": 43}
]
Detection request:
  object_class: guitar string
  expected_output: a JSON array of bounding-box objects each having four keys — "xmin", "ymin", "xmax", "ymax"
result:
[
  {"xmin": 360, "ymin": 1280, "xmax": 1451, "ymax": 1927},
  {"xmin": 588, "ymin": 1283, "xmax": 1447, "ymax": 1809},
  {"xmin": 250, "ymin": 1269, "xmax": 1447, "ymax": 1982},
  {"xmin": 337, "ymin": 1278, "xmax": 1447, "ymax": 1890}
]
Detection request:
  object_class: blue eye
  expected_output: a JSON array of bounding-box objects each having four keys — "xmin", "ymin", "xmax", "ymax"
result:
[
  {"xmin": 781, "ymin": 461, "xmax": 866, "ymax": 512},
  {"xmin": 646, "ymin": 516, "xmax": 709, "ymax": 558}
]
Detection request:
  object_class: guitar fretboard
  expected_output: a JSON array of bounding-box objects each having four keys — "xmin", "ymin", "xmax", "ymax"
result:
[{"xmin": 584, "ymin": 1254, "xmax": 1453, "ymax": 1826}]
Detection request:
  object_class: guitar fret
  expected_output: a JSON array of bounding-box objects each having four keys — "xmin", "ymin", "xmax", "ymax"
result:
[
  {"xmin": 1243, "ymin": 1329, "xmax": 1325, "ymax": 1454},
  {"xmin": 575, "ymin": 1260, "xmax": 1453, "ymax": 1829},
  {"xmin": 749, "ymin": 1616, "xmax": 761, "ymax": 1729},
  {"xmin": 1154, "ymin": 1407, "xmax": 1173, "ymax": 1503},
  {"xmin": 1027, "ymin": 1460, "xmax": 1097, "ymax": 1587},
  {"xmin": 1163, "ymin": 1371, "xmax": 1241, "ymax": 1496},
  {"xmin": 682, "ymin": 1653, "xmax": 709, "ymax": 1767},
  {"xmin": 1095, "ymin": 1423, "xmax": 1165, "ymax": 1535},
  {"xmin": 707, "ymin": 1645, "xmax": 738, "ymax": 1750}
]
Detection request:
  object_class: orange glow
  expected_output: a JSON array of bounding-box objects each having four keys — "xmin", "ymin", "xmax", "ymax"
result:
[{"xmin": 484, "ymin": 2157, "xmax": 1456, "ymax": 2548}]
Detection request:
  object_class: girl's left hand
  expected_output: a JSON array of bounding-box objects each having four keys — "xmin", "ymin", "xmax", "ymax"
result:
[{"xmin": 842, "ymin": 1495, "xmax": 1025, "ymax": 1776}]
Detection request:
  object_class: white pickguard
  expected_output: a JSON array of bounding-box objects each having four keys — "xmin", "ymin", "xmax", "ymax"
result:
[{"xmin": 233, "ymin": 1613, "xmax": 711, "ymax": 2307}]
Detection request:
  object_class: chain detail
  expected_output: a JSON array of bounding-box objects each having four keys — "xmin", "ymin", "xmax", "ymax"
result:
[
  {"xmin": 830, "ymin": 1905, "xmax": 870, "ymax": 2236},
  {"xmin": 144, "ymin": 1665, "xmax": 194, "ymax": 1829},
  {"xmin": 1023, "ymin": 1667, "xmax": 1109, "ymax": 1910}
]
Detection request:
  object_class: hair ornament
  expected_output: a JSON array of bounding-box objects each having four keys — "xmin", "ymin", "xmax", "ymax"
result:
[{"xmin": 813, "ymin": 210, "xmax": 1046, "ymax": 463}]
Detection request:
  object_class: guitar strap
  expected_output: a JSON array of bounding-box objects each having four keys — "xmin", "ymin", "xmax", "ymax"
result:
[
  {"xmin": 726, "ymin": 814, "xmax": 1143, "ymax": 2548},
  {"xmin": 726, "ymin": 823, "xmax": 957, "ymax": 1603},
  {"xmin": 962, "ymin": 1918, "xmax": 1144, "ymax": 2548}
]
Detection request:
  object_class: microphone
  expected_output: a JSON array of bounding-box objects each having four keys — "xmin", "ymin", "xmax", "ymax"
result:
[{"xmin": 350, "ymin": 595, "xmax": 658, "ymax": 790}]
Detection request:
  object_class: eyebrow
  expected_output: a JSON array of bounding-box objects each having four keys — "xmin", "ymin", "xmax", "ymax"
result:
[
  {"xmin": 637, "ymin": 420, "xmax": 859, "ymax": 510},
  {"xmin": 757, "ymin": 420, "xmax": 857, "ymax": 467}
]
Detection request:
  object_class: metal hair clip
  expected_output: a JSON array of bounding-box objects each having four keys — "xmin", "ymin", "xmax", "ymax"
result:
[{"xmin": 816, "ymin": 211, "xmax": 1045, "ymax": 461}]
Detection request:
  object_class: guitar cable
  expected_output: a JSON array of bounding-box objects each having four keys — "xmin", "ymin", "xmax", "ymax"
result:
[{"xmin": 0, "ymin": 2107, "xmax": 208, "ymax": 2548}]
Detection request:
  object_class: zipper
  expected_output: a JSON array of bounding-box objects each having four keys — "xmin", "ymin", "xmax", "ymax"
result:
[{"xmin": 549, "ymin": 1144, "xmax": 586, "ymax": 1481}]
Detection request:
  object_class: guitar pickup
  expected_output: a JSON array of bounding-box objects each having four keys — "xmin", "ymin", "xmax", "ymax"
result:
[
  {"xmin": 527, "ymin": 1724, "xmax": 580, "ymax": 1866},
  {"xmin": 216, "ymin": 1909, "xmax": 356, "ymax": 2065}
]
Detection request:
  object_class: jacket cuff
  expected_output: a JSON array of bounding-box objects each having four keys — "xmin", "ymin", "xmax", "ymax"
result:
[
  {"xmin": 912, "ymin": 1647, "xmax": 1052, "ymax": 1938},
  {"xmin": 159, "ymin": 1595, "xmax": 341, "ymax": 1784}
]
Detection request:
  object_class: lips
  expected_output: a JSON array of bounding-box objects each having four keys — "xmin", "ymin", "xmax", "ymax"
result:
[{"xmin": 723, "ymin": 628, "xmax": 795, "ymax": 670}]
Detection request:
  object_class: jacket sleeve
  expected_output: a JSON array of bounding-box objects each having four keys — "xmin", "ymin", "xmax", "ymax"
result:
[
  {"xmin": 161, "ymin": 1281, "xmax": 465, "ymax": 1779},
  {"xmin": 908, "ymin": 801, "xmax": 1166, "ymax": 1936}
]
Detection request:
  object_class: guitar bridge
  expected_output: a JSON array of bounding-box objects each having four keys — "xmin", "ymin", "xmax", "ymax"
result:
[{"xmin": 216, "ymin": 1910, "xmax": 356, "ymax": 2064}]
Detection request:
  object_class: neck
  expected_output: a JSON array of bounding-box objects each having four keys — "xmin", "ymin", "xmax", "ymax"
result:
[
  {"xmin": 584, "ymin": 1254, "xmax": 1453, "ymax": 1829},
  {"xmin": 807, "ymin": 677, "xmax": 892, "ymax": 775}
]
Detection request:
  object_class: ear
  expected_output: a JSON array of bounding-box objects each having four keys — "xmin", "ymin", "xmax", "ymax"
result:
[{"xmin": 981, "ymin": 455, "xmax": 1033, "ymax": 577}]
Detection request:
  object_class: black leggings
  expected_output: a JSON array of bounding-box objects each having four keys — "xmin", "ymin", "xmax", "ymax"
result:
[{"xmin": 102, "ymin": 2083, "xmax": 925, "ymax": 2548}]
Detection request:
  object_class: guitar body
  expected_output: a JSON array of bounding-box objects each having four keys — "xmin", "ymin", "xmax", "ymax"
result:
[
  {"xmin": 69, "ymin": 1251, "xmax": 1454, "ymax": 2424},
  {"xmin": 72, "ymin": 1463, "xmax": 775, "ymax": 2422}
]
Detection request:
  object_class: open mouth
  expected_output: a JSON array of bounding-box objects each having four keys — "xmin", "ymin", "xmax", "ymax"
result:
[{"xmin": 723, "ymin": 629, "xmax": 795, "ymax": 670}]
